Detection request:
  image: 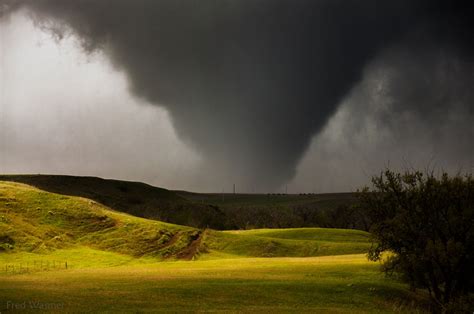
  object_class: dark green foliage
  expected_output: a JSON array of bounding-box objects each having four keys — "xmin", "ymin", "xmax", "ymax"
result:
[
  {"xmin": 359, "ymin": 170, "xmax": 474, "ymax": 310},
  {"xmin": 179, "ymin": 191, "xmax": 366, "ymax": 230}
]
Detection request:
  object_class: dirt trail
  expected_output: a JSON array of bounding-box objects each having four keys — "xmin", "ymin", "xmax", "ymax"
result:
[{"xmin": 176, "ymin": 229, "xmax": 206, "ymax": 260}]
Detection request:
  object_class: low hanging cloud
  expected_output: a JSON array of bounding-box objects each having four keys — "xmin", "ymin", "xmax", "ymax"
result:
[{"xmin": 1, "ymin": 0, "xmax": 473, "ymax": 190}]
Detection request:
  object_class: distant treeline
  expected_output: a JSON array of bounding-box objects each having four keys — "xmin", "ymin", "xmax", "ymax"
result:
[
  {"xmin": 95, "ymin": 195, "xmax": 370, "ymax": 231},
  {"xmin": 213, "ymin": 203, "xmax": 368, "ymax": 231}
]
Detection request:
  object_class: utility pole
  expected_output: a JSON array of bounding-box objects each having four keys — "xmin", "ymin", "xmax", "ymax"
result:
[{"xmin": 233, "ymin": 183, "xmax": 235, "ymax": 194}]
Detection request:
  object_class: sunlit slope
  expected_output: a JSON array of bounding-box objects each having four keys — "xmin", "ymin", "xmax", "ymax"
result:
[
  {"xmin": 0, "ymin": 254, "xmax": 423, "ymax": 313},
  {"xmin": 0, "ymin": 181, "xmax": 199, "ymax": 259},
  {"xmin": 0, "ymin": 181, "xmax": 371, "ymax": 261},
  {"xmin": 225, "ymin": 227, "xmax": 369, "ymax": 241},
  {"xmin": 0, "ymin": 175, "xmax": 230, "ymax": 229},
  {"xmin": 0, "ymin": 182, "xmax": 423, "ymax": 312},
  {"xmin": 202, "ymin": 228, "xmax": 371, "ymax": 258}
]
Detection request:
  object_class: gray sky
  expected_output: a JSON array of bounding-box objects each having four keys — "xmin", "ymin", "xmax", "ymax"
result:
[
  {"xmin": 0, "ymin": 11, "xmax": 203, "ymax": 190},
  {"xmin": 1, "ymin": 3, "xmax": 473, "ymax": 193}
]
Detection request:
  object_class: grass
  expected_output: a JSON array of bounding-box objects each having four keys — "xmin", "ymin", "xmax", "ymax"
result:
[
  {"xmin": 0, "ymin": 254, "xmax": 426, "ymax": 313},
  {"xmin": 0, "ymin": 181, "xmax": 198, "ymax": 259},
  {"xmin": 0, "ymin": 247, "xmax": 157, "ymax": 270},
  {"xmin": 0, "ymin": 181, "xmax": 369, "ymax": 260},
  {"xmin": 225, "ymin": 227, "xmax": 370, "ymax": 241},
  {"xmin": 203, "ymin": 228, "xmax": 372, "ymax": 258},
  {"xmin": 0, "ymin": 181, "xmax": 429, "ymax": 312}
]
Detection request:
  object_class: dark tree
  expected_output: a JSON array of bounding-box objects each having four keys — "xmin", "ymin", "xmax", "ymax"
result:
[{"xmin": 358, "ymin": 170, "xmax": 474, "ymax": 311}]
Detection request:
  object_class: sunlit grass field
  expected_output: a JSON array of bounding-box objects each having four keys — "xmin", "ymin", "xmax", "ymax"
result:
[
  {"xmin": 0, "ymin": 254, "xmax": 425, "ymax": 313},
  {"xmin": 0, "ymin": 181, "xmax": 427, "ymax": 312}
]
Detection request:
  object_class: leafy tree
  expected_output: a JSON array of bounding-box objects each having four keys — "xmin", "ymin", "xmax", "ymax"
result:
[{"xmin": 358, "ymin": 170, "xmax": 474, "ymax": 311}]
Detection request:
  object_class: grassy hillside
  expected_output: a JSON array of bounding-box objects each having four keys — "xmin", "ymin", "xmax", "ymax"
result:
[
  {"xmin": 0, "ymin": 175, "xmax": 230, "ymax": 229},
  {"xmin": 1, "ymin": 175, "xmax": 361, "ymax": 230},
  {"xmin": 203, "ymin": 228, "xmax": 371, "ymax": 259},
  {"xmin": 225, "ymin": 227, "xmax": 370, "ymax": 241},
  {"xmin": 0, "ymin": 181, "xmax": 369, "ymax": 261},
  {"xmin": 0, "ymin": 181, "xmax": 429, "ymax": 312},
  {"xmin": 0, "ymin": 181, "xmax": 202, "ymax": 259}
]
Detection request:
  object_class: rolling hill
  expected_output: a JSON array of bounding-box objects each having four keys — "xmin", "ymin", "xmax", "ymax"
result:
[
  {"xmin": 0, "ymin": 175, "xmax": 231, "ymax": 229},
  {"xmin": 0, "ymin": 181, "xmax": 198, "ymax": 259},
  {"xmin": 0, "ymin": 175, "xmax": 361, "ymax": 230},
  {"xmin": 0, "ymin": 180, "xmax": 428, "ymax": 312},
  {"xmin": 0, "ymin": 181, "xmax": 370, "ymax": 261}
]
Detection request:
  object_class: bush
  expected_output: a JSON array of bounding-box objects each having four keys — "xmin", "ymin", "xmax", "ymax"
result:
[{"xmin": 358, "ymin": 170, "xmax": 474, "ymax": 311}]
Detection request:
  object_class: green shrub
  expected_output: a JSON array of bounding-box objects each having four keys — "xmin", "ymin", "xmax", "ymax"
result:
[{"xmin": 359, "ymin": 170, "xmax": 474, "ymax": 311}]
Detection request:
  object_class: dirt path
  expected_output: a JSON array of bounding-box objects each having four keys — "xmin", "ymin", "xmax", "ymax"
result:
[{"xmin": 176, "ymin": 229, "xmax": 206, "ymax": 260}]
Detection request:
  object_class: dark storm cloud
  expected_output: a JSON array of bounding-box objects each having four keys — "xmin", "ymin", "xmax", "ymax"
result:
[
  {"xmin": 290, "ymin": 39, "xmax": 474, "ymax": 192},
  {"xmin": 1, "ymin": 0, "xmax": 473, "ymax": 189}
]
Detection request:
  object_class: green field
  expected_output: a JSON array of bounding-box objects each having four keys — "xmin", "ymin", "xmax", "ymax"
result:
[
  {"xmin": 0, "ymin": 254, "xmax": 426, "ymax": 313},
  {"xmin": 0, "ymin": 181, "xmax": 428, "ymax": 312}
]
